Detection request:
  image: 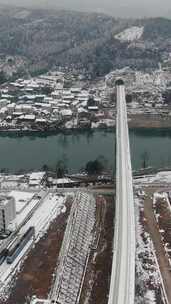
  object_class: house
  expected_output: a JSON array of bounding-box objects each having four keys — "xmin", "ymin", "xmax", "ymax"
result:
[{"xmin": 60, "ymin": 109, "xmax": 72, "ymax": 119}]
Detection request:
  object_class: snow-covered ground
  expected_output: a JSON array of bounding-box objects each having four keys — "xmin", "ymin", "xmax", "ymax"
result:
[
  {"xmin": 9, "ymin": 190, "xmax": 35, "ymax": 213},
  {"xmin": 153, "ymin": 191, "xmax": 171, "ymax": 268},
  {"xmin": 91, "ymin": 119, "xmax": 115, "ymax": 128},
  {"xmin": 20, "ymin": 192, "xmax": 67, "ymax": 240},
  {"xmin": 145, "ymin": 290, "xmax": 156, "ymax": 304},
  {"xmin": 15, "ymin": 197, "xmax": 40, "ymax": 227},
  {"xmin": 134, "ymin": 171, "xmax": 171, "ymax": 186},
  {"xmin": 0, "ymin": 191, "xmax": 70, "ymax": 300},
  {"xmin": 0, "ymin": 239, "xmax": 33, "ymax": 302},
  {"xmin": 115, "ymin": 26, "xmax": 144, "ymax": 42},
  {"xmin": 134, "ymin": 171, "xmax": 171, "ymax": 303},
  {"xmin": 29, "ymin": 172, "xmax": 45, "ymax": 187},
  {"xmin": 135, "ymin": 192, "xmax": 168, "ymax": 303},
  {"xmin": 0, "ymin": 171, "xmax": 45, "ymax": 190},
  {"xmin": 153, "ymin": 192, "xmax": 170, "ymax": 210}
]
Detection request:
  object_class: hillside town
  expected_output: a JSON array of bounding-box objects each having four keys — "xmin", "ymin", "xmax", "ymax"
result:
[{"xmin": 0, "ymin": 65, "xmax": 171, "ymax": 132}]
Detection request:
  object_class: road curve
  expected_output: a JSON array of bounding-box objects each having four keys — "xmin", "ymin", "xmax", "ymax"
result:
[{"xmin": 108, "ymin": 83, "xmax": 135, "ymax": 304}]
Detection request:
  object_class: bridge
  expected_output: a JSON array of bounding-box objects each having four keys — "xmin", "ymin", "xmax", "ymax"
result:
[
  {"xmin": 30, "ymin": 80, "xmax": 136, "ymax": 304},
  {"xmin": 108, "ymin": 80, "xmax": 135, "ymax": 304}
]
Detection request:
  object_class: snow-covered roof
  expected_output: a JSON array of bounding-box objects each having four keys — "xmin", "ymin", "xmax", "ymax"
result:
[
  {"xmin": 60, "ymin": 109, "xmax": 72, "ymax": 116},
  {"xmin": 29, "ymin": 172, "xmax": 45, "ymax": 182},
  {"xmin": 70, "ymin": 88, "xmax": 81, "ymax": 93},
  {"xmin": 0, "ymin": 107, "xmax": 7, "ymax": 113},
  {"xmin": 52, "ymin": 178, "xmax": 76, "ymax": 184},
  {"xmin": 24, "ymin": 114, "xmax": 35, "ymax": 120},
  {"xmin": 78, "ymin": 107, "xmax": 88, "ymax": 113},
  {"xmin": 88, "ymin": 106, "xmax": 98, "ymax": 110},
  {"xmin": 35, "ymin": 118, "xmax": 47, "ymax": 123}
]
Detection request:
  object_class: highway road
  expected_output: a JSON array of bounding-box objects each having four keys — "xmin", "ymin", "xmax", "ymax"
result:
[{"xmin": 108, "ymin": 82, "xmax": 135, "ymax": 304}]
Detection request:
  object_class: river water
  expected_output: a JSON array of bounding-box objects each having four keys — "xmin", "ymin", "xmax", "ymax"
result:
[{"xmin": 0, "ymin": 129, "xmax": 171, "ymax": 172}]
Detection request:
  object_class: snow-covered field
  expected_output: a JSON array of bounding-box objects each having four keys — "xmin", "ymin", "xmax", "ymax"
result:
[{"xmin": 115, "ymin": 26, "xmax": 144, "ymax": 42}]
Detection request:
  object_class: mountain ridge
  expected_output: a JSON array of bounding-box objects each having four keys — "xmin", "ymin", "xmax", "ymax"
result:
[{"xmin": 0, "ymin": 7, "xmax": 170, "ymax": 78}]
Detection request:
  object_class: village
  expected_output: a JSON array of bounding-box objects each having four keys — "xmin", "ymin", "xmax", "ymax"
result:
[{"xmin": 0, "ymin": 65, "xmax": 171, "ymax": 133}]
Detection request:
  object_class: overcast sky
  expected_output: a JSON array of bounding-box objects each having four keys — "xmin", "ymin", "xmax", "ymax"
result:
[{"xmin": 0, "ymin": 0, "xmax": 171, "ymax": 18}]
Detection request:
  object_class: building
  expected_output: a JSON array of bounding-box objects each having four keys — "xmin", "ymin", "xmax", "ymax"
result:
[{"xmin": 0, "ymin": 195, "xmax": 16, "ymax": 231}]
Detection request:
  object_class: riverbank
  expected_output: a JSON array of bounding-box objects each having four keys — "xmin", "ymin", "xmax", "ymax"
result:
[
  {"xmin": 129, "ymin": 114, "xmax": 171, "ymax": 129},
  {"xmin": 1, "ymin": 114, "xmax": 171, "ymax": 136}
]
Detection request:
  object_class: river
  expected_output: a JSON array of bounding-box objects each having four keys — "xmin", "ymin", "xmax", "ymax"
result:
[{"xmin": 0, "ymin": 129, "xmax": 171, "ymax": 172}]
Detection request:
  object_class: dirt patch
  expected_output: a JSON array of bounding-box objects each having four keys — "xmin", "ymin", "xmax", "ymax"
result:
[
  {"xmin": 80, "ymin": 194, "xmax": 115, "ymax": 304},
  {"xmin": 129, "ymin": 114, "xmax": 171, "ymax": 129},
  {"xmin": 143, "ymin": 189, "xmax": 171, "ymax": 302},
  {"xmin": 135, "ymin": 202, "xmax": 165, "ymax": 304}
]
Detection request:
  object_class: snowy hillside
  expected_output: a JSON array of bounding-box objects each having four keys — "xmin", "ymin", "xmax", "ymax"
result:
[{"xmin": 115, "ymin": 26, "xmax": 144, "ymax": 42}]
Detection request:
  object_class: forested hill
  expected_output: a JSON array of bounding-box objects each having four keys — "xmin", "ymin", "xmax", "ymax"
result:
[{"xmin": 0, "ymin": 6, "xmax": 171, "ymax": 78}]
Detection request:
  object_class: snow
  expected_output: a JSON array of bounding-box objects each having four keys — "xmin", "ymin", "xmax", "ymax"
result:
[
  {"xmin": 20, "ymin": 192, "xmax": 66, "ymax": 240},
  {"xmin": 29, "ymin": 172, "xmax": 45, "ymax": 182},
  {"xmin": 115, "ymin": 26, "xmax": 144, "ymax": 42},
  {"xmin": 9, "ymin": 190, "xmax": 35, "ymax": 213},
  {"xmin": 135, "ymin": 171, "xmax": 171, "ymax": 185},
  {"xmin": 36, "ymin": 118, "xmax": 46, "ymax": 123},
  {"xmin": 0, "ymin": 172, "xmax": 46, "ymax": 190},
  {"xmin": 15, "ymin": 198, "xmax": 39, "ymax": 227},
  {"xmin": 78, "ymin": 107, "xmax": 88, "ymax": 113},
  {"xmin": 134, "ymin": 181, "xmax": 170, "ymax": 304},
  {"xmin": 0, "ymin": 174, "xmax": 34, "ymax": 191},
  {"xmin": 30, "ymin": 298, "xmax": 50, "ymax": 304},
  {"xmin": 145, "ymin": 290, "xmax": 156, "ymax": 303},
  {"xmin": 28, "ymin": 172, "xmax": 45, "ymax": 187},
  {"xmin": 0, "ymin": 191, "xmax": 68, "ymax": 300},
  {"xmin": 157, "ymin": 171, "xmax": 171, "ymax": 182},
  {"xmin": 134, "ymin": 195, "xmax": 162, "ymax": 304},
  {"xmin": 92, "ymin": 119, "xmax": 115, "ymax": 128},
  {"xmin": 60, "ymin": 109, "xmax": 72, "ymax": 117},
  {"xmin": 0, "ymin": 239, "xmax": 33, "ymax": 282},
  {"xmin": 0, "ymin": 239, "xmax": 33, "ymax": 301},
  {"xmin": 56, "ymin": 178, "xmax": 76, "ymax": 185},
  {"xmin": 153, "ymin": 191, "xmax": 170, "ymax": 210}
]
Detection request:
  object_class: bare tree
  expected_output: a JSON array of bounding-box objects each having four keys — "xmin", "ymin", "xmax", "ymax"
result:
[{"xmin": 141, "ymin": 151, "xmax": 149, "ymax": 169}]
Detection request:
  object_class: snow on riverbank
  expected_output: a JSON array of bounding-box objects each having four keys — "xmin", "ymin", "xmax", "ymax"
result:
[{"xmin": 134, "ymin": 171, "xmax": 171, "ymax": 186}]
